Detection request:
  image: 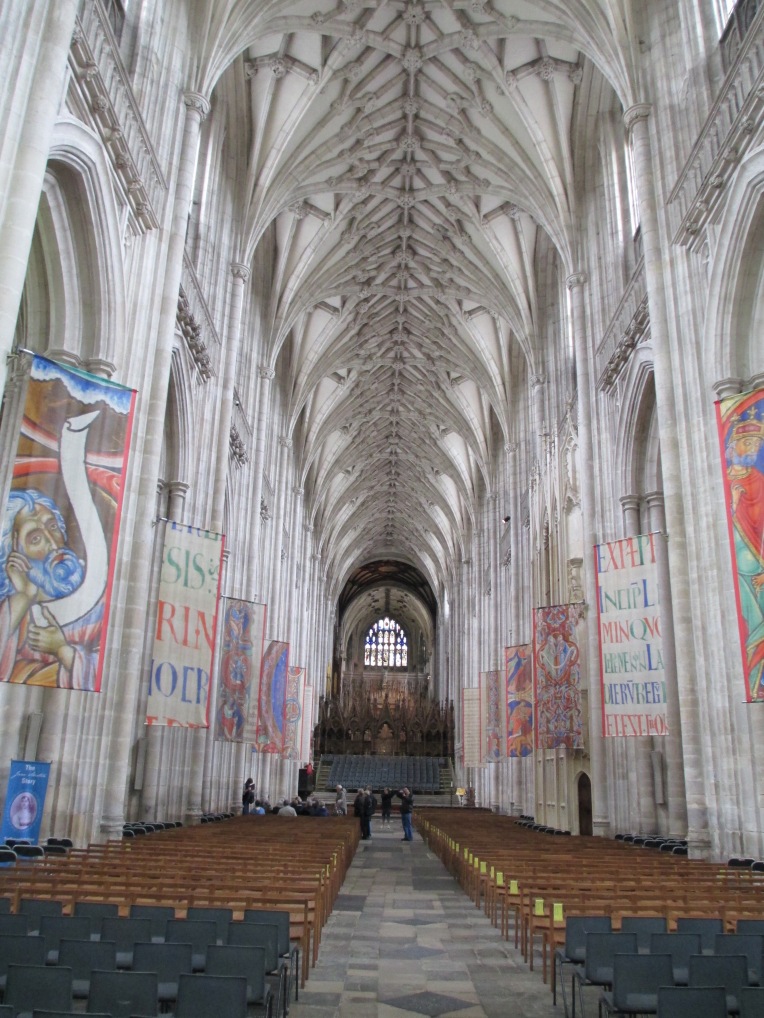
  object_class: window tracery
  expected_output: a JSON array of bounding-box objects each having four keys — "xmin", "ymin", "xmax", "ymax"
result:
[{"xmin": 364, "ymin": 617, "xmax": 408, "ymax": 668}]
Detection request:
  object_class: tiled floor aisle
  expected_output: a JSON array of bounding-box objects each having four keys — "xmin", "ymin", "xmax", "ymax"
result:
[{"xmin": 289, "ymin": 819, "xmax": 560, "ymax": 1018}]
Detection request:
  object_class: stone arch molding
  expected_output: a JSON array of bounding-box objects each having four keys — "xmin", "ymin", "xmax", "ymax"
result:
[
  {"xmin": 614, "ymin": 350, "xmax": 660, "ymax": 502},
  {"xmin": 43, "ymin": 117, "xmax": 127, "ymax": 369},
  {"xmin": 705, "ymin": 145, "xmax": 764, "ymax": 385}
]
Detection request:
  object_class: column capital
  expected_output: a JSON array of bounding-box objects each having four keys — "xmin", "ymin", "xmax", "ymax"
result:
[
  {"xmin": 167, "ymin": 480, "xmax": 190, "ymax": 498},
  {"xmin": 258, "ymin": 365, "xmax": 275, "ymax": 380},
  {"xmin": 530, "ymin": 373, "xmax": 546, "ymax": 390},
  {"xmin": 231, "ymin": 261, "xmax": 250, "ymax": 281},
  {"xmin": 643, "ymin": 489, "xmax": 664, "ymax": 510},
  {"xmin": 183, "ymin": 91, "xmax": 211, "ymax": 120},
  {"xmin": 713, "ymin": 376, "xmax": 745, "ymax": 399},
  {"xmin": 85, "ymin": 358, "xmax": 116, "ymax": 378},
  {"xmin": 623, "ymin": 103, "xmax": 651, "ymax": 132},
  {"xmin": 566, "ymin": 271, "xmax": 588, "ymax": 290},
  {"xmin": 619, "ymin": 493, "xmax": 642, "ymax": 512}
]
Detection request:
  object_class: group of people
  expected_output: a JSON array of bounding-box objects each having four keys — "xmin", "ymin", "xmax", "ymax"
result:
[
  {"xmin": 240, "ymin": 779, "xmax": 330, "ymax": 817},
  {"xmin": 338, "ymin": 783, "xmax": 414, "ymax": 841}
]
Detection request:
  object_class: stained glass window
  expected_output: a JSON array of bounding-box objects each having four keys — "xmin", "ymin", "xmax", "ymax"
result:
[{"xmin": 364, "ymin": 617, "xmax": 408, "ymax": 668}]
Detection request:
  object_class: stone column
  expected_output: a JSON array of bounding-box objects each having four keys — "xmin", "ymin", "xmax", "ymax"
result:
[
  {"xmin": 620, "ymin": 494, "xmax": 658, "ymax": 834},
  {"xmin": 644, "ymin": 489, "xmax": 688, "ymax": 837},
  {"xmin": 0, "ymin": 1, "xmax": 80, "ymax": 395},
  {"xmin": 210, "ymin": 262, "xmax": 250, "ymax": 534},
  {"xmin": 99, "ymin": 90, "xmax": 210, "ymax": 838},
  {"xmin": 567, "ymin": 271, "xmax": 609, "ymax": 836},
  {"xmin": 625, "ymin": 103, "xmax": 709, "ymax": 854},
  {"xmin": 246, "ymin": 366, "xmax": 275, "ymax": 597}
]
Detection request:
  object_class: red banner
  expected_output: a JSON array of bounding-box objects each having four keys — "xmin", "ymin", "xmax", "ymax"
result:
[{"xmin": 533, "ymin": 604, "xmax": 585, "ymax": 749}]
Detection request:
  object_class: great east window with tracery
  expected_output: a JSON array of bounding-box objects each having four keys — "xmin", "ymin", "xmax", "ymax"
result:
[{"xmin": 364, "ymin": 617, "xmax": 408, "ymax": 668}]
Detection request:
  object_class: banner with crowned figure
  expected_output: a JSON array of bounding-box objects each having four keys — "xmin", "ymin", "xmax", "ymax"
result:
[
  {"xmin": 148, "ymin": 522, "xmax": 224, "ymax": 727},
  {"xmin": 213, "ymin": 598, "xmax": 266, "ymax": 743},
  {"xmin": 256, "ymin": 639, "xmax": 289, "ymax": 752},
  {"xmin": 505, "ymin": 644, "xmax": 533, "ymax": 757},
  {"xmin": 533, "ymin": 604, "xmax": 585, "ymax": 749},
  {"xmin": 716, "ymin": 387, "xmax": 764, "ymax": 702},
  {"xmin": 0, "ymin": 356, "xmax": 135, "ymax": 691}
]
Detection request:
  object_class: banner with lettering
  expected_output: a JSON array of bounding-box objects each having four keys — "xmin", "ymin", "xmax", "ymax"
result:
[
  {"xmin": 480, "ymin": 669, "xmax": 504, "ymax": 762},
  {"xmin": 282, "ymin": 665, "xmax": 305, "ymax": 761},
  {"xmin": 505, "ymin": 644, "xmax": 533, "ymax": 757},
  {"xmin": 0, "ymin": 760, "xmax": 51, "ymax": 845},
  {"xmin": 148, "ymin": 522, "xmax": 224, "ymax": 727},
  {"xmin": 0, "ymin": 355, "xmax": 135, "ymax": 691},
  {"xmin": 716, "ymin": 387, "xmax": 764, "ymax": 702},
  {"xmin": 299, "ymin": 681, "xmax": 314, "ymax": 765},
  {"xmin": 595, "ymin": 533, "xmax": 667, "ymax": 736},
  {"xmin": 213, "ymin": 598, "xmax": 266, "ymax": 743},
  {"xmin": 462, "ymin": 686, "xmax": 483, "ymax": 767},
  {"xmin": 256, "ymin": 639, "xmax": 289, "ymax": 752},
  {"xmin": 533, "ymin": 603, "xmax": 585, "ymax": 749}
]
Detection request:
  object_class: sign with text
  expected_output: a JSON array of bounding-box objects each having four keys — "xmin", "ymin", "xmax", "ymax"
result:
[
  {"xmin": 0, "ymin": 760, "xmax": 51, "ymax": 844},
  {"xmin": 716, "ymin": 387, "xmax": 764, "ymax": 702},
  {"xmin": 148, "ymin": 522, "xmax": 224, "ymax": 727},
  {"xmin": 595, "ymin": 533, "xmax": 667, "ymax": 737},
  {"xmin": 462, "ymin": 686, "xmax": 483, "ymax": 767}
]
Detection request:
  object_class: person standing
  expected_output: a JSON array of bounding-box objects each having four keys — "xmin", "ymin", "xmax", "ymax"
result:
[
  {"xmin": 241, "ymin": 778, "xmax": 255, "ymax": 815},
  {"xmin": 362, "ymin": 786, "xmax": 377, "ymax": 840},
  {"xmin": 353, "ymin": 789, "xmax": 365, "ymax": 839},
  {"xmin": 335, "ymin": 784, "xmax": 347, "ymax": 815},
  {"xmin": 380, "ymin": 787, "xmax": 393, "ymax": 826},
  {"xmin": 395, "ymin": 786, "xmax": 414, "ymax": 841}
]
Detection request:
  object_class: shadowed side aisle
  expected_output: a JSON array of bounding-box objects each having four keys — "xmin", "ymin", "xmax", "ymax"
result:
[{"xmin": 287, "ymin": 820, "xmax": 558, "ymax": 1018}]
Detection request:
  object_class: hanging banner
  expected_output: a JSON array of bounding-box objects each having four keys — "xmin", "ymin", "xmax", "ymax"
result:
[
  {"xmin": 716, "ymin": 387, "xmax": 764, "ymax": 702},
  {"xmin": 595, "ymin": 533, "xmax": 667, "ymax": 736},
  {"xmin": 505, "ymin": 644, "xmax": 533, "ymax": 757},
  {"xmin": 533, "ymin": 603, "xmax": 585, "ymax": 749},
  {"xmin": 148, "ymin": 522, "xmax": 224, "ymax": 727},
  {"xmin": 282, "ymin": 665, "xmax": 305, "ymax": 761},
  {"xmin": 213, "ymin": 598, "xmax": 266, "ymax": 743},
  {"xmin": 299, "ymin": 682, "xmax": 314, "ymax": 766},
  {"xmin": 256, "ymin": 639, "xmax": 289, "ymax": 752},
  {"xmin": 0, "ymin": 355, "xmax": 135, "ymax": 691},
  {"xmin": 480, "ymin": 669, "xmax": 504, "ymax": 762},
  {"xmin": 0, "ymin": 760, "xmax": 51, "ymax": 844},
  {"xmin": 462, "ymin": 686, "xmax": 483, "ymax": 767}
]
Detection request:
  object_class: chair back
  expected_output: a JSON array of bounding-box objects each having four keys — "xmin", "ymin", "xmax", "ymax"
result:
[
  {"xmin": 39, "ymin": 915, "xmax": 92, "ymax": 963},
  {"xmin": 656, "ymin": 985, "xmax": 727, "ymax": 1018},
  {"xmin": 132, "ymin": 941, "xmax": 193, "ymax": 1003},
  {"xmin": 620, "ymin": 915, "xmax": 667, "ymax": 952},
  {"xmin": 186, "ymin": 906, "xmax": 233, "ymax": 944},
  {"xmin": 739, "ymin": 986, "xmax": 764, "ymax": 1018},
  {"xmin": 714, "ymin": 933, "xmax": 764, "ymax": 985},
  {"xmin": 611, "ymin": 952, "xmax": 673, "ymax": 1012},
  {"xmin": 0, "ymin": 934, "xmax": 46, "ymax": 982},
  {"xmin": 688, "ymin": 954, "xmax": 748, "ymax": 1013},
  {"xmin": 18, "ymin": 899, "xmax": 64, "ymax": 932},
  {"xmin": 649, "ymin": 932, "xmax": 701, "ymax": 985},
  {"xmin": 0, "ymin": 914, "xmax": 31, "ymax": 936},
  {"xmin": 561, "ymin": 915, "xmax": 613, "ymax": 964},
  {"xmin": 58, "ymin": 939, "xmax": 117, "ymax": 999},
  {"xmin": 206, "ymin": 944, "xmax": 270, "ymax": 1005},
  {"xmin": 5, "ymin": 963, "xmax": 72, "ymax": 1017},
  {"xmin": 99, "ymin": 916, "xmax": 152, "ymax": 967},
  {"xmin": 87, "ymin": 968, "xmax": 158, "ymax": 1018},
  {"xmin": 175, "ymin": 972, "xmax": 248, "ymax": 1018},
  {"xmin": 73, "ymin": 901, "xmax": 119, "ymax": 937},
  {"xmin": 675, "ymin": 917, "xmax": 724, "ymax": 953},
  {"xmin": 227, "ymin": 922, "xmax": 280, "ymax": 971},
  {"xmin": 584, "ymin": 932, "xmax": 638, "ymax": 986},
  {"xmin": 243, "ymin": 909, "xmax": 292, "ymax": 956},
  {"xmin": 129, "ymin": 903, "xmax": 176, "ymax": 940}
]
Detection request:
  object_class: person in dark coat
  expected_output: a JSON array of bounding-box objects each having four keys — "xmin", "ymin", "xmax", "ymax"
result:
[
  {"xmin": 242, "ymin": 778, "xmax": 255, "ymax": 815},
  {"xmin": 381, "ymin": 787, "xmax": 393, "ymax": 826},
  {"xmin": 353, "ymin": 789, "xmax": 365, "ymax": 839},
  {"xmin": 395, "ymin": 786, "xmax": 414, "ymax": 841}
]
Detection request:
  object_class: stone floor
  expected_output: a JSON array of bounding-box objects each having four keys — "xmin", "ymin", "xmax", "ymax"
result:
[{"xmin": 287, "ymin": 818, "xmax": 562, "ymax": 1018}]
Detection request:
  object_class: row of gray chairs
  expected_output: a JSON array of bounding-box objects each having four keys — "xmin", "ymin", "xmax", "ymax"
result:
[
  {"xmin": 0, "ymin": 903, "xmax": 297, "ymax": 1016},
  {"xmin": 0, "ymin": 962, "xmax": 270, "ymax": 1018}
]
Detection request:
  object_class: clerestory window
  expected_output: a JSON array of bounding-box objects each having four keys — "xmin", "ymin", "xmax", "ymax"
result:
[{"xmin": 364, "ymin": 617, "xmax": 408, "ymax": 668}]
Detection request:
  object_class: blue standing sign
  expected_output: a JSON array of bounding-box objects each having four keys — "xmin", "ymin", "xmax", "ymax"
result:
[{"xmin": 0, "ymin": 760, "xmax": 51, "ymax": 845}]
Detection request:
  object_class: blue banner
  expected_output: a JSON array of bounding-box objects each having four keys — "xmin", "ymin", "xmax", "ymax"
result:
[{"xmin": 0, "ymin": 760, "xmax": 51, "ymax": 844}]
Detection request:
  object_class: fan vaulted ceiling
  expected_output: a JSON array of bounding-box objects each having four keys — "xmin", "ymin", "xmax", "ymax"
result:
[{"xmin": 207, "ymin": 1, "xmax": 632, "ymax": 613}]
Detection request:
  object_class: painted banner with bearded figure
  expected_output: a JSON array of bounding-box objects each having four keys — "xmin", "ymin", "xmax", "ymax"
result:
[
  {"xmin": 716, "ymin": 387, "xmax": 764, "ymax": 702},
  {"xmin": 533, "ymin": 604, "xmax": 585, "ymax": 749},
  {"xmin": 480, "ymin": 669, "xmax": 504, "ymax": 763},
  {"xmin": 256, "ymin": 639, "xmax": 289, "ymax": 752},
  {"xmin": 0, "ymin": 356, "xmax": 135, "ymax": 691},
  {"xmin": 213, "ymin": 598, "xmax": 266, "ymax": 743},
  {"xmin": 505, "ymin": 644, "xmax": 533, "ymax": 757}
]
